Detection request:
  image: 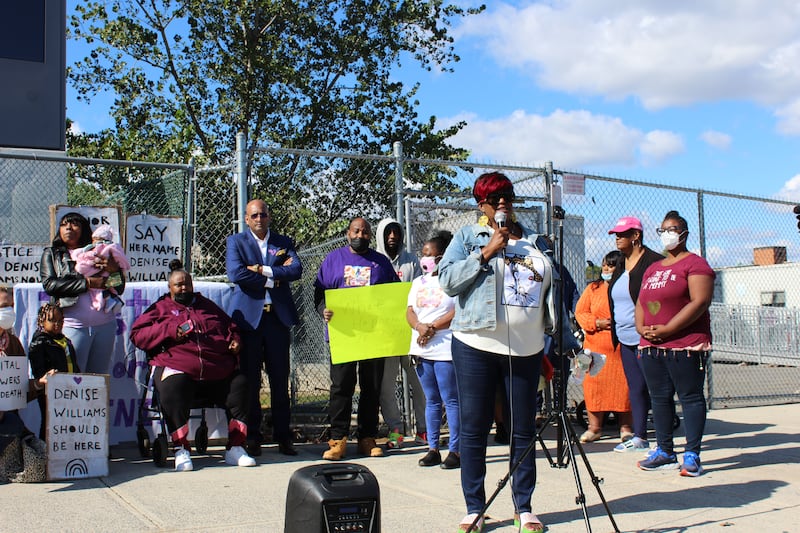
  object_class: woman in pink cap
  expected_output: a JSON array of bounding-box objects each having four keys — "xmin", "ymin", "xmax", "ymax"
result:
[{"xmin": 606, "ymin": 216, "xmax": 663, "ymax": 452}]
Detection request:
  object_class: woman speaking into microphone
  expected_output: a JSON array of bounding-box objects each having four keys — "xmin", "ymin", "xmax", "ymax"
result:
[{"xmin": 438, "ymin": 172, "xmax": 555, "ymax": 533}]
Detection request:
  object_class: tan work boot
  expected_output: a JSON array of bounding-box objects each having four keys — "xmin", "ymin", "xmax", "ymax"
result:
[
  {"xmin": 357, "ymin": 437, "xmax": 384, "ymax": 457},
  {"xmin": 322, "ymin": 437, "xmax": 348, "ymax": 460}
]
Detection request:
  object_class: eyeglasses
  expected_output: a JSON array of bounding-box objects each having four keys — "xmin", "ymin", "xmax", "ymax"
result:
[
  {"xmin": 248, "ymin": 212, "xmax": 269, "ymax": 219},
  {"xmin": 481, "ymin": 190, "xmax": 516, "ymax": 207},
  {"xmin": 655, "ymin": 226, "xmax": 681, "ymax": 235}
]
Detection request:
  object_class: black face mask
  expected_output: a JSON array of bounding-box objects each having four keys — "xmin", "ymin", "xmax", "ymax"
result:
[
  {"xmin": 173, "ymin": 292, "xmax": 194, "ymax": 306},
  {"xmin": 349, "ymin": 237, "xmax": 370, "ymax": 254}
]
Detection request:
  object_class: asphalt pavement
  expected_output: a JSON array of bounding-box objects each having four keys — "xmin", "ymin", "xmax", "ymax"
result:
[{"xmin": 2, "ymin": 403, "xmax": 799, "ymax": 532}]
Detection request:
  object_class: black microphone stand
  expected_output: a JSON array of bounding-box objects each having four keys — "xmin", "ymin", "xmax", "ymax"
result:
[
  {"xmin": 535, "ymin": 211, "xmax": 619, "ymax": 532},
  {"xmin": 469, "ymin": 210, "xmax": 620, "ymax": 533}
]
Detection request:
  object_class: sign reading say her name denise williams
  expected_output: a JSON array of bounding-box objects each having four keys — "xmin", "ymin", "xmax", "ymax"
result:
[
  {"xmin": 125, "ymin": 214, "xmax": 183, "ymax": 282},
  {"xmin": 0, "ymin": 355, "xmax": 29, "ymax": 410},
  {"xmin": 46, "ymin": 373, "xmax": 109, "ymax": 480}
]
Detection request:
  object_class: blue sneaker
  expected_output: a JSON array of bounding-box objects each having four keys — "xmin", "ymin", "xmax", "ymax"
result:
[
  {"xmin": 680, "ymin": 451, "xmax": 704, "ymax": 477},
  {"xmin": 637, "ymin": 447, "xmax": 679, "ymax": 471},
  {"xmin": 614, "ymin": 436, "xmax": 649, "ymax": 452}
]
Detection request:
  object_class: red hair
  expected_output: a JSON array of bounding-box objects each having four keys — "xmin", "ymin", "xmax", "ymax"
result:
[{"xmin": 472, "ymin": 172, "xmax": 513, "ymax": 203}]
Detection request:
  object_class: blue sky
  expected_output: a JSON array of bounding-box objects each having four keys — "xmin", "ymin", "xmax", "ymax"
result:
[{"xmin": 67, "ymin": 0, "xmax": 800, "ymax": 202}]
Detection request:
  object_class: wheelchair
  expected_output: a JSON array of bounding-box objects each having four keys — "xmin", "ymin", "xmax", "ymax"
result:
[{"xmin": 135, "ymin": 366, "xmax": 213, "ymax": 468}]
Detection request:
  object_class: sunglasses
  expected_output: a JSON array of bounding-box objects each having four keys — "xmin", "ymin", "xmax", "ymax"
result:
[{"xmin": 481, "ymin": 190, "xmax": 516, "ymax": 207}]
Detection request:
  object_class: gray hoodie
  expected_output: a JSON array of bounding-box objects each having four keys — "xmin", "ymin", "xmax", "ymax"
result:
[{"xmin": 375, "ymin": 218, "xmax": 421, "ymax": 282}]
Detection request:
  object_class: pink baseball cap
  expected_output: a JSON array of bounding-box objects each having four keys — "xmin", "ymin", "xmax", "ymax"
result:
[{"xmin": 608, "ymin": 216, "xmax": 643, "ymax": 234}]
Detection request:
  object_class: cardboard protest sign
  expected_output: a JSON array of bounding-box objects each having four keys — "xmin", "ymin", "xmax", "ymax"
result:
[
  {"xmin": 325, "ymin": 282, "xmax": 412, "ymax": 364},
  {"xmin": 0, "ymin": 355, "xmax": 28, "ymax": 410},
  {"xmin": 46, "ymin": 373, "xmax": 109, "ymax": 480},
  {"xmin": 0, "ymin": 244, "xmax": 45, "ymax": 284},
  {"xmin": 125, "ymin": 214, "xmax": 183, "ymax": 282},
  {"xmin": 50, "ymin": 205, "xmax": 122, "ymax": 243}
]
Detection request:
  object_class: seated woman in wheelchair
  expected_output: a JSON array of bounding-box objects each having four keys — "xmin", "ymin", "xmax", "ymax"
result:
[{"xmin": 130, "ymin": 260, "xmax": 256, "ymax": 471}]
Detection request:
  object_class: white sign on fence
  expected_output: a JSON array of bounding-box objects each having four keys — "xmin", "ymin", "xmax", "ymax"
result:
[
  {"xmin": 51, "ymin": 205, "xmax": 122, "ymax": 243},
  {"xmin": 125, "ymin": 214, "xmax": 183, "ymax": 282},
  {"xmin": 0, "ymin": 355, "xmax": 28, "ymax": 410},
  {"xmin": 0, "ymin": 244, "xmax": 45, "ymax": 284},
  {"xmin": 46, "ymin": 373, "xmax": 109, "ymax": 480}
]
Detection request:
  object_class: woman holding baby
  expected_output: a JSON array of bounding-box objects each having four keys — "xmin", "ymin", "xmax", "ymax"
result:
[{"xmin": 40, "ymin": 212, "xmax": 127, "ymax": 374}]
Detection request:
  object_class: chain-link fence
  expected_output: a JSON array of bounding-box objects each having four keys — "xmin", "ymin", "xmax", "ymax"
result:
[
  {"xmin": 247, "ymin": 145, "xmax": 800, "ymax": 433},
  {"xmin": 5, "ymin": 140, "xmax": 798, "ymax": 441},
  {"xmin": 0, "ymin": 151, "xmax": 191, "ymax": 252}
]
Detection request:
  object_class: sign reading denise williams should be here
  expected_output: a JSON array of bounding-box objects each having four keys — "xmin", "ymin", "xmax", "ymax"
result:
[{"xmin": 46, "ymin": 373, "xmax": 109, "ymax": 480}]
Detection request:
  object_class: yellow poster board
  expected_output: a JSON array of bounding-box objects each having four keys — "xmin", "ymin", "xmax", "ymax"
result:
[{"xmin": 326, "ymin": 282, "xmax": 412, "ymax": 364}]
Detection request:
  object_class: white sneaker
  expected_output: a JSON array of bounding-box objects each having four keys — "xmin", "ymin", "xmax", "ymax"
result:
[
  {"xmin": 225, "ymin": 445, "xmax": 256, "ymax": 467},
  {"xmin": 174, "ymin": 447, "xmax": 193, "ymax": 471}
]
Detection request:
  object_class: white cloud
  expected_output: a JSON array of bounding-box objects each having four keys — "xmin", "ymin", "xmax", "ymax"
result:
[
  {"xmin": 68, "ymin": 121, "xmax": 82, "ymax": 135},
  {"xmin": 775, "ymin": 98, "xmax": 800, "ymax": 134},
  {"xmin": 700, "ymin": 130, "xmax": 732, "ymax": 149},
  {"xmin": 639, "ymin": 130, "xmax": 685, "ymax": 164},
  {"xmin": 442, "ymin": 109, "xmax": 682, "ymax": 167},
  {"xmin": 456, "ymin": 1, "xmax": 800, "ymax": 112},
  {"xmin": 776, "ymin": 174, "xmax": 800, "ymax": 200}
]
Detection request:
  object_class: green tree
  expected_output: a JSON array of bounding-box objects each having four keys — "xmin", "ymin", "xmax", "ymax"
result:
[{"xmin": 68, "ymin": 0, "xmax": 483, "ymax": 243}]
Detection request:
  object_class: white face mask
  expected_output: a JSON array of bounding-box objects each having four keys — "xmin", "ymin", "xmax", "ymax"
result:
[
  {"xmin": 0, "ymin": 307, "xmax": 15, "ymax": 331},
  {"xmin": 601, "ymin": 272, "xmax": 613, "ymax": 281},
  {"xmin": 660, "ymin": 230, "xmax": 684, "ymax": 251}
]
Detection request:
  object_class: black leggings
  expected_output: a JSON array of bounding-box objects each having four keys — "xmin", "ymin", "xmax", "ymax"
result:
[{"xmin": 152, "ymin": 367, "xmax": 249, "ymax": 449}]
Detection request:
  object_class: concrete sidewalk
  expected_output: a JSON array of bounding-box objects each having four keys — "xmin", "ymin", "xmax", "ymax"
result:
[{"xmin": 2, "ymin": 403, "xmax": 798, "ymax": 532}]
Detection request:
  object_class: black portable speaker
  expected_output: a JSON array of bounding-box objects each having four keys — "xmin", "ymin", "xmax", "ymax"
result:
[{"xmin": 284, "ymin": 463, "xmax": 380, "ymax": 533}]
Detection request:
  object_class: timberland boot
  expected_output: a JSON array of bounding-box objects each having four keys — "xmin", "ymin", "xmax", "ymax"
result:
[
  {"xmin": 357, "ymin": 437, "xmax": 384, "ymax": 457},
  {"xmin": 322, "ymin": 437, "xmax": 348, "ymax": 460}
]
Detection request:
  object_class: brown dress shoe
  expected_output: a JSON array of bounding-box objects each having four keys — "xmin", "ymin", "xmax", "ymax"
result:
[
  {"xmin": 322, "ymin": 437, "xmax": 348, "ymax": 460},
  {"xmin": 357, "ymin": 437, "xmax": 384, "ymax": 457},
  {"xmin": 278, "ymin": 440, "xmax": 298, "ymax": 456}
]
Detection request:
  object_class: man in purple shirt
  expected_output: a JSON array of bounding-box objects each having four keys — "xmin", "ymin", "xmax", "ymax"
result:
[{"xmin": 314, "ymin": 217, "xmax": 400, "ymax": 460}]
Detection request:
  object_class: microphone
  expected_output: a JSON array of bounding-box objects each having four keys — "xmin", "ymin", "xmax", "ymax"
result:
[{"xmin": 494, "ymin": 211, "xmax": 507, "ymax": 228}]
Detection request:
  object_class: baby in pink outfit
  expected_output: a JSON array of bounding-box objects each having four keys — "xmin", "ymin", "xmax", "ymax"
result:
[{"xmin": 73, "ymin": 224, "xmax": 131, "ymax": 313}]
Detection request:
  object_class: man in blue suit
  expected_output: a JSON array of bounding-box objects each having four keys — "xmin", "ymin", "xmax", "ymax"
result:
[{"xmin": 226, "ymin": 199, "xmax": 303, "ymax": 456}]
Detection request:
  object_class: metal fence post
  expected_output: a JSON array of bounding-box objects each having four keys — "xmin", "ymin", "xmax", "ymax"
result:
[
  {"xmin": 236, "ymin": 131, "xmax": 248, "ymax": 233},
  {"xmin": 185, "ymin": 157, "xmax": 196, "ymax": 273},
  {"xmin": 697, "ymin": 190, "xmax": 707, "ymax": 259},
  {"xmin": 393, "ymin": 140, "xmax": 415, "ymax": 433},
  {"xmin": 545, "ymin": 161, "xmax": 554, "ymax": 237},
  {"xmin": 393, "ymin": 141, "xmax": 404, "ymax": 226}
]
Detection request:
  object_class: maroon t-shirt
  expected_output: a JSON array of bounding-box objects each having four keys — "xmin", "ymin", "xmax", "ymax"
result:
[{"xmin": 638, "ymin": 253, "xmax": 715, "ymax": 349}]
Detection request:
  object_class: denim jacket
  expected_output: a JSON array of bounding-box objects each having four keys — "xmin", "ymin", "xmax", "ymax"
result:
[{"xmin": 438, "ymin": 222, "xmax": 558, "ymax": 335}]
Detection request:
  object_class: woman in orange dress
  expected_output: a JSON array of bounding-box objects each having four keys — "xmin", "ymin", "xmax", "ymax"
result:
[{"xmin": 574, "ymin": 251, "xmax": 633, "ymax": 443}]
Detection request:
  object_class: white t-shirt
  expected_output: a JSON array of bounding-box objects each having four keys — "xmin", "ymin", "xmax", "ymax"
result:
[
  {"xmin": 454, "ymin": 237, "xmax": 552, "ymax": 356},
  {"xmin": 407, "ymin": 273, "xmax": 456, "ymax": 361}
]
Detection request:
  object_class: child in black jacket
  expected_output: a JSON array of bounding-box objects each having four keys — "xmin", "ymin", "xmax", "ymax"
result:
[{"xmin": 28, "ymin": 303, "xmax": 79, "ymax": 439}]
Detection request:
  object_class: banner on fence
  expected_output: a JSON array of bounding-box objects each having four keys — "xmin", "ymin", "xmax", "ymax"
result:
[
  {"xmin": 46, "ymin": 373, "xmax": 109, "ymax": 480},
  {"xmin": 325, "ymin": 282, "xmax": 412, "ymax": 363},
  {"xmin": 125, "ymin": 214, "xmax": 183, "ymax": 282},
  {"xmin": 0, "ymin": 355, "xmax": 28, "ymax": 410}
]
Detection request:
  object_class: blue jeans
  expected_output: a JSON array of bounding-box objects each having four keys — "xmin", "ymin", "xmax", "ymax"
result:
[
  {"xmin": 620, "ymin": 343, "xmax": 650, "ymax": 440},
  {"xmin": 640, "ymin": 347, "xmax": 708, "ymax": 455},
  {"xmin": 415, "ymin": 359, "xmax": 459, "ymax": 452},
  {"xmin": 64, "ymin": 319, "xmax": 118, "ymax": 374},
  {"xmin": 452, "ymin": 337, "xmax": 542, "ymax": 515}
]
